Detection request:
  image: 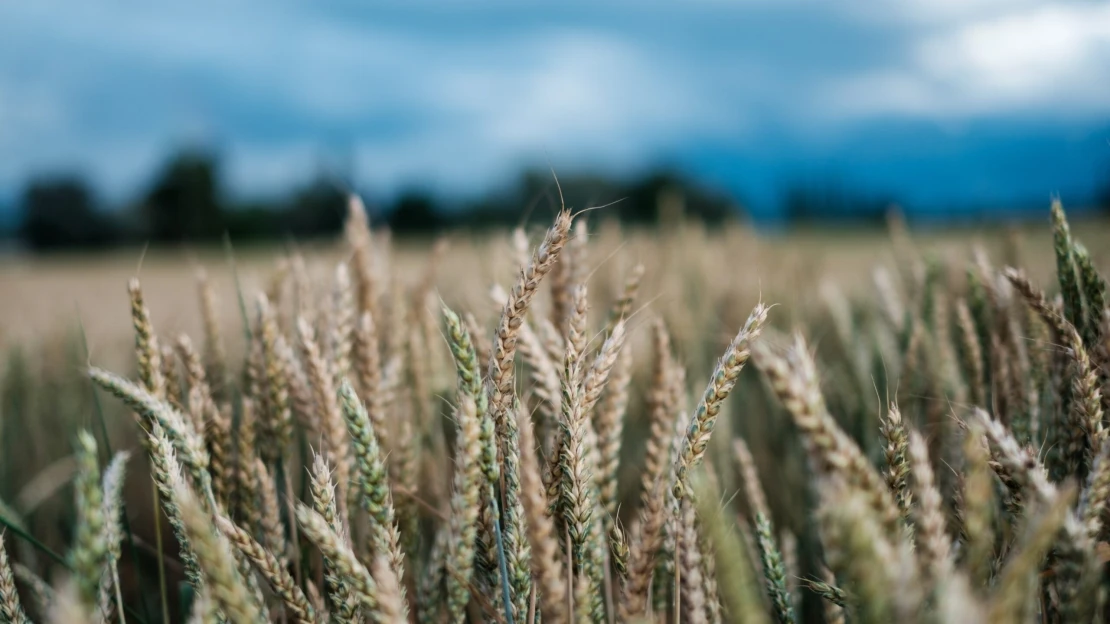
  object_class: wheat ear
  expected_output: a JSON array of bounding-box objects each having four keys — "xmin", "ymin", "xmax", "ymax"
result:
[
  {"xmin": 336, "ymin": 380, "xmax": 407, "ymax": 612},
  {"xmin": 309, "ymin": 452, "xmax": 357, "ymax": 623},
  {"xmin": 0, "ymin": 532, "xmax": 30, "ymax": 624},
  {"xmin": 216, "ymin": 515, "xmax": 317, "ymax": 624},
  {"xmin": 620, "ymin": 320, "xmax": 683, "ymax": 620},
  {"xmin": 673, "ymin": 302, "xmax": 769, "ymax": 502},
  {"xmin": 296, "ymin": 503, "xmax": 384, "ymax": 615},
  {"xmin": 173, "ymin": 469, "xmax": 264, "ymax": 622},
  {"xmin": 441, "ymin": 305, "xmax": 488, "ymax": 621},
  {"xmin": 754, "ymin": 335, "xmax": 902, "ymax": 541}
]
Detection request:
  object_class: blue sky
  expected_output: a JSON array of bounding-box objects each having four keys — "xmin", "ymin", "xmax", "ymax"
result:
[{"xmin": 1, "ymin": 1, "xmax": 1109, "ymax": 218}]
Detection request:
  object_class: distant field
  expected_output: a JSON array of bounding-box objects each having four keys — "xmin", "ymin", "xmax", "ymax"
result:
[{"xmin": 2, "ymin": 218, "xmax": 1101, "ymax": 350}]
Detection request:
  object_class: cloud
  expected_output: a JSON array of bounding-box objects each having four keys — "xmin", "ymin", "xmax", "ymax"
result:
[
  {"xmin": 827, "ymin": 3, "xmax": 1110, "ymax": 119},
  {"xmin": 0, "ymin": 3, "xmax": 740, "ymax": 197}
]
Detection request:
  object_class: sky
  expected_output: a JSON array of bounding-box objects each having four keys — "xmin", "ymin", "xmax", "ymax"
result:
[{"xmin": 1, "ymin": 1, "xmax": 1109, "ymax": 219}]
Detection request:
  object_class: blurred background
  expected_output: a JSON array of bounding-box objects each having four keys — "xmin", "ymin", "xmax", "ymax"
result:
[{"xmin": 2, "ymin": 0, "xmax": 1110, "ymax": 252}]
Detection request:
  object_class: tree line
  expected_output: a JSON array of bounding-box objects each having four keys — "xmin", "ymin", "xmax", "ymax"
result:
[
  {"xmin": 13, "ymin": 147, "xmax": 1110, "ymax": 251},
  {"xmin": 12, "ymin": 149, "xmax": 747, "ymax": 251}
]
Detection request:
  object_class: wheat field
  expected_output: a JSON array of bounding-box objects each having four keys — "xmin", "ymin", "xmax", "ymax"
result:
[{"xmin": 1, "ymin": 197, "xmax": 1110, "ymax": 623}]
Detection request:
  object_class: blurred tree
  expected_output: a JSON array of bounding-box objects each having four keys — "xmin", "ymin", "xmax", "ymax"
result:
[
  {"xmin": 13, "ymin": 156, "xmax": 747, "ymax": 251},
  {"xmin": 621, "ymin": 171, "xmax": 676, "ymax": 224},
  {"xmin": 223, "ymin": 201, "xmax": 282, "ymax": 242},
  {"xmin": 142, "ymin": 149, "xmax": 224, "ymax": 242},
  {"xmin": 286, "ymin": 178, "xmax": 346, "ymax": 238},
  {"xmin": 18, "ymin": 175, "xmax": 116, "ymax": 250},
  {"xmin": 389, "ymin": 189, "xmax": 442, "ymax": 235},
  {"xmin": 461, "ymin": 199, "xmax": 519, "ymax": 230},
  {"xmin": 783, "ymin": 179, "xmax": 890, "ymax": 227}
]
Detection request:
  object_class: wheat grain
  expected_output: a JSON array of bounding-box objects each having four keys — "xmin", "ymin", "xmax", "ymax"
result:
[{"xmin": 0, "ymin": 531, "xmax": 30, "ymax": 624}]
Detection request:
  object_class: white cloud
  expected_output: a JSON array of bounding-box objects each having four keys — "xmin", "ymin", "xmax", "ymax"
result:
[
  {"xmin": 828, "ymin": 3, "xmax": 1110, "ymax": 118},
  {"xmin": 337, "ymin": 33, "xmax": 730, "ymax": 194}
]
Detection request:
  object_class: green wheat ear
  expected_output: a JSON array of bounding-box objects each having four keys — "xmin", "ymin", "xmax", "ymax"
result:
[
  {"xmin": 754, "ymin": 512, "xmax": 796, "ymax": 624},
  {"xmin": 1052, "ymin": 199, "xmax": 1088, "ymax": 338},
  {"xmin": 1073, "ymin": 243, "xmax": 1107, "ymax": 350},
  {"xmin": 69, "ymin": 431, "xmax": 106, "ymax": 611}
]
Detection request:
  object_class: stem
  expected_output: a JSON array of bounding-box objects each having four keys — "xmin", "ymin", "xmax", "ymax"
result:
[
  {"xmin": 0, "ymin": 513, "xmax": 66, "ymax": 568},
  {"xmin": 0, "ymin": 513, "xmax": 148, "ymax": 624},
  {"xmin": 152, "ymin": 479, "xmax": 171, "ymax": 624},
  {"xmin": 603, "ymin": 545, "xmax": 615, "ymax": 624},
  {"xmin": 112, "ymin": 566, "xmax": 126, "ymax": 624},
  {"xmin": 528, "ymin": 584, "xmax": 537, "ymax": 624},
  {"xmin": 674, "ymin": 528, "xmax": 681, "ymax": 624},
  {"xmin": 566, "ymin": 528, "xmax": 574, "ymax": 620},
  {"xmin": 490, "ymin": 486, "xmax": 516, "ymax": 624},
  {"xmin": 279, "ymin": 459, "xmax": 303, "ymax": 587}
]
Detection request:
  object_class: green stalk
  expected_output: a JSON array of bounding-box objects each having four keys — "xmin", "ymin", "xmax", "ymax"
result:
[
  {"xmin": 152, "ymin": 479, "xmax": 171, "ymax": 624},
  {"xmin": 490, "ymin": 487, "xmax": 516, "ymax": 624}
]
